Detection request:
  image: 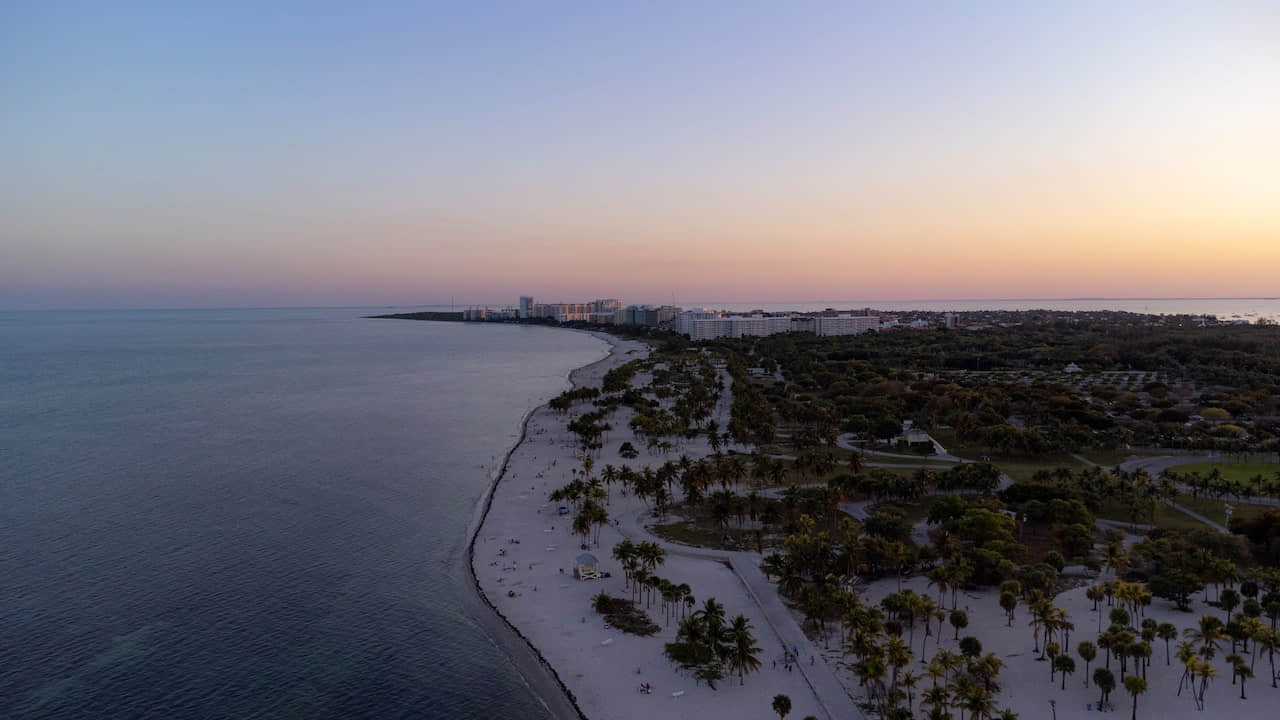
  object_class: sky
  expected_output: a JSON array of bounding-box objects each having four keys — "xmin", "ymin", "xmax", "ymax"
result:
[{"xmin": 2, "ymin": 1, "xmax": 1278, "ymax": 309}]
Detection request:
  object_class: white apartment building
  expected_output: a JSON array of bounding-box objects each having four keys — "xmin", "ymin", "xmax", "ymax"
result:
[
  {"xmin": 676, "ymin": 311, "xmax": 792, "ymax": 340},
  {"xmin": 813, "ymin": 314, "xmax": 880, "ymax": 336}
]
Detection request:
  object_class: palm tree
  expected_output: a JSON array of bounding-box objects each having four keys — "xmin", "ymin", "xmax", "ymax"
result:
[
  {"xmin": 950, "ymin": 609, "xmax": 969, "ymax": 640},
  {"xmin": 1055, "ymin": 655, "xmax": 1075, "ymax": 690},
  {"xmin": 900, "ymin": 670, "xmax": 920, "ymax": 714},
  {"xmin": 1235, "ymin": 658, "xmax": 1252, "ymax": 699},
  {"xmin": 1174, "ymin": 641, "xmax": 1196, "ymax": 696},
  {"xmin": 1093, "ymin": 668, "xmax": 1115, "ymax": 710},
  {"xmin": 1184, "ymin": 615, "xmax": 1223, "ymax": 659},
  {"xmin": 1077, "ymin": 641, "xmax": 1097, "ymax": 686},
  {"xmin": 771, "ymin": 693, "xmax": 792, "ymax": 719},
  {"xmin": 1156, "ymin": 622, "xmax": 1177, "ymax": 664},
  {"xmin": 726, "ymin": 615, "xmax": 762, "ymax": 685},
  {"xmin": 1087, "ymin": 584, "xmax": 1106, "ymax": 613},
  {"xmin": 1256, "ymin": 627, "xmax": 1279, "ymax": 688},
  {"xmin": 921, "ymin": 685, "xmax": 950, "ymax": 720},
  {"xmin": 885, "ymin": 635, "xmax": 913, "ymax": 691},
  {"xmin": 1194, "ymin": 659, "xmax": 1217, "ymax": 711},
  {"xmin": 1123, "ymin": 675, "xmax": 1146, "ymax": 720}
]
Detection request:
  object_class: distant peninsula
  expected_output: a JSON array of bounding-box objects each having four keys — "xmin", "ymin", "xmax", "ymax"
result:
[{"xmin": 366, "ymin": 311, "xmax": 464, "ymax": 321}]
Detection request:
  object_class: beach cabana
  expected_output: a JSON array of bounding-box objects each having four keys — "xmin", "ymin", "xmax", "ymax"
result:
[{"xmin": 574, "ymin": 552, "xmax": 600, "ymax": 580}]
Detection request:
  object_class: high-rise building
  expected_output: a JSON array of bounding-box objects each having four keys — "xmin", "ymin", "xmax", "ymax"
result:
[{"xmin": 518, "ymin": 296, "xmax": 534, "ymax": 319}]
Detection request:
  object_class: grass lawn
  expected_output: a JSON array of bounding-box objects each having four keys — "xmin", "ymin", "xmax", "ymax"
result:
[
  {"xmin": 864, "ymin": 456, "xmax": 957, "ymax": 469},
  {"xmin": 650, "ymin": 517, "xmax": 764, "ymax": 551},
  {"xmin": 1172, "ymin": 494, "xmax": 1272, "ymax": 525},
  {"xmin": 1169, "ymin": 461, "xmax": 1280, "ymax": 488},
  {"xmin": 1076, "ymin": 447, "xmax": 1172, "ymax": 468},
  {"xmin": 928, "ymin": 429, "xmax": 1084, "ymax": 483},
  {"xmin": 991, "ymin": 456, "xmax": 1087, "ymax": 484},
  {"xmin": 1094, "ymin": 498, "xmax": 1208, "ymax": 532}
]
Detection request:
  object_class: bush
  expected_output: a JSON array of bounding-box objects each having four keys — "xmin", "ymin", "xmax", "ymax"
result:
[{"xmin": 591, "ymin": 593, "xmax": 659, "ymax": 636}]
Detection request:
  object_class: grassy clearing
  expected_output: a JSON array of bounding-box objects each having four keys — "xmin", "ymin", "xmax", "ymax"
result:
[
  {"xmin": 864, "ymin": 456, "xmax": 956, "ymax": 468},
  {"xmin": 1172, "ymin": 494, "xmax": 1271, "ymax": 524},
  {"xmin": 1171, "ymin": 461, "xmax": 1280, "ymax": 487},
  {"xmin": 991, "ymin": 456, "xmax": 1087, "ymax": 484},
  {"xmin": 1093, "ymin": 498, "xmax": 1207, "ymax": 532},
  {"xmin": 650, "ymin": 518, "xmax": 762, "ymax": 551},
  {"xmin": 928, "ymin": 429, "xmax": 1084, "ymax": 483},
  {"xmin": 1076, "ymin": 447, "xmax": 1172, "ymax": 468}
]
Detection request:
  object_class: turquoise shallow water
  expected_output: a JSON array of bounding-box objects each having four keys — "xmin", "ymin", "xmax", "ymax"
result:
[{"xmin": 0, "ymin": 309, "xmax": 604, "ymax": 719}]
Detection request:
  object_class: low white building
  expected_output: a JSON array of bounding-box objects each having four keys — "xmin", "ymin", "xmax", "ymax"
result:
[
  {"xmin": 675, "ymin": 311, "xmax": 791, "ymax": 340},
  {"xmin": 814, "ymin": 314, "xmax": 880, "ymax": 336}
]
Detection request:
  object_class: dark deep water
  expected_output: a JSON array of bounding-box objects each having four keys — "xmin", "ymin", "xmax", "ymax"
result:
[{"xmin": 0, "ymin": 308, "xmax": 605, "ymax": 719}]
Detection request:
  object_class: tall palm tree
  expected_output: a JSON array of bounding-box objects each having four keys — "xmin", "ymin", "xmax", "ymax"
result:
[
  {"xmin": 1183, "ymin": 615, "xmax": 1223, "ymax": 659},
  {"xmin": 1234, "ymin": 658, "xmax": 1252, "ymax": 699},
  {"xmin": 1194, "ymin": 659, "xmax": 1217, "ymax": 711},
  {"xmin": 1123, "ymin": 675, "xmax": 1146, "ymax": 720},
  {"xmin": 1156, "ymin": 622, "xmax": 1177, "ymax": 664},
  {"xmin": 725, "ymin": 615, "xmax": 762, "ymax": 685},
  {"xmin": 1093, "ymin": 667, "xmax": 1115, "ymax": 709},
  {"xmin": 1078, "ymin": 641, "xmax": 1097, "ymax": 686},
  {"xmin": 1256, "ymin": 627, "xmax": 1280, "ymax": 688},
  {"xmin": 921, "ymin": 685, "xmax": 950, "ymax": 720}
]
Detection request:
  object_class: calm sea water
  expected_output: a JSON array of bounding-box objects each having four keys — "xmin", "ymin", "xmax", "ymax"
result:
[{"xmin": 0, "ymin": 309, "xmax": 606, "ymax": 719}]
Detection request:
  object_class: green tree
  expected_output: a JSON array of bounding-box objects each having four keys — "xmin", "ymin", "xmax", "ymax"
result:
[
  {"xmin": 726, "ymin": 615, "xmax": 762, "ymax": 685},
  {"xmin": 1055, "ymin": 655, "xmax": 1076, "ymax": 690},
  {"xmin": 950, "ymin": 609, "xmax": 969, "ymax": 640},
  {"xmin": 1123, "ymin": 675, "xmax": 1146, "ymax": 720},
  {"xmin": 1093, "ymin": 667, "xmax": 1115, "ymax": 709},
  {"xmin": 1077, "ymin": 641, "xmax": 1097, "ymax": 686},
  {"xmin": 772, "ymin": 693, "xmax": 792, "ymax": 719}
]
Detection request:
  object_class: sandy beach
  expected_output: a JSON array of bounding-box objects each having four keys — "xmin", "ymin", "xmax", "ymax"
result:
[{"xmin": 469, "ymin": 332, "xmax": 846, "ymax": 719}]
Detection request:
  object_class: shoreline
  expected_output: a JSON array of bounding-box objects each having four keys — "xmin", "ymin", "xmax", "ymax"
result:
[{"xmin": 462, "ymin": 329, "xmax": 618, "ymax": 720}]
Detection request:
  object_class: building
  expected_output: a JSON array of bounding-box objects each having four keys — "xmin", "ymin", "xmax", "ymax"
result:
[
  {"xmin": 943, "ymin": 312, "xmax": 959, "ymax": 329},
  {"xmin": 675, "ymin": 311, "xmax": 792, "ymax": 340},
  {"xmin": 573, "ymin": 552, "xmax": 600, "ymax": 580},
  {"xmin": 518, "ymin": 296, "xmax": 534, "ymax": 319},
  {"xmin": 813, "ymin": 314, "xmax": 880, "ymax": 336},
  {"xmin": 526, "ymin": 299, "xmax": 622, "ymax": 324},
  {"xmin": 619, "ymin": 304, "xmax": 682, "ymax": 327}
]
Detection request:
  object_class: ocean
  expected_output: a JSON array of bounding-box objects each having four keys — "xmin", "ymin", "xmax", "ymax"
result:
[{"xmin": 0, "ymin": 309, "xmax": 607, "ymax": 719}]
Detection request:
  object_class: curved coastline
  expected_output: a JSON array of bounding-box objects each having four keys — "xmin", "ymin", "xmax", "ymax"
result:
[{"xmin": 461, "ymin": 329, "xmax": 616, "ymax": 720}]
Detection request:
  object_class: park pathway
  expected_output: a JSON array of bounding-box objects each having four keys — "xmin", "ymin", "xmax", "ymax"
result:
[
  {"xmin": 1071, "ymin": 453, "xmax": 1231, "ymax": 533},
  {"xmin": 614, "ymin": 505, "xmax": 865, "ymax": 720}
]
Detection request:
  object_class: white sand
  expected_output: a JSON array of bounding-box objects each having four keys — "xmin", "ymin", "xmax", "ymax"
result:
[{"xmin": 472, "ymin": 334, "xmax": 836, "ymax": 719}]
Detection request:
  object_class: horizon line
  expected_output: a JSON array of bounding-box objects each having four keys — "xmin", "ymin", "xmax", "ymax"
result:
[{"xmin": 4, "ymin": 296, "xmax": 1279, "ymax": 313}]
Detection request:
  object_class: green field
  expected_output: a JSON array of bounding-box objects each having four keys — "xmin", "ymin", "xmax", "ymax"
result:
[
  {"xmin": 1172, "ymin": 494, "xmax": 1271, "ymax": 525},
  {"xmin": 1169, "ymin": 461, "xmax": 1280, "ymax": 486},
  {"xmin": 1094, "ymin": 498, "xmax": 1208, "ymax": 532}
]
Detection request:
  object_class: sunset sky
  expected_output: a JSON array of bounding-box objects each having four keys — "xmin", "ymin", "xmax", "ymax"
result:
[{"xmin": 3, "ymin": 1, "xmax": 1278, "ymax": 309}]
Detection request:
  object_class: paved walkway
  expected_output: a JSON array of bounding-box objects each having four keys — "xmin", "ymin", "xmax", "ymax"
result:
[
  {"xmin": 836, "ymin": 433, "xmax": 968, "ymax": 463},
  {"xmin": 614, "ymin": 505, "xmax": 865, "ymax": 720}
]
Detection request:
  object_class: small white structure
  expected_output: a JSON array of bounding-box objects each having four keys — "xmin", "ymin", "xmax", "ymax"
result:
[
  {"xmin": 574, "ymin": 552, "xmax": 600, "ymax": 580},
  {"xmin": 1064, "ymin": 362, "xmax": 1083, "ymax": 373}
]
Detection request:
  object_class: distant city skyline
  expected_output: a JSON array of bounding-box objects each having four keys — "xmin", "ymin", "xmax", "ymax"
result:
[{"xmin": 3, "ymin": 2, "xmax": 1277, "ymax": 309}]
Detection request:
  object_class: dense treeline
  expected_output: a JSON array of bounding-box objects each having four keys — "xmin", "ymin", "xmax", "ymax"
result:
[{"xmin": 707, "ymin": 314, "xmax": 1280, "ymax": 454}]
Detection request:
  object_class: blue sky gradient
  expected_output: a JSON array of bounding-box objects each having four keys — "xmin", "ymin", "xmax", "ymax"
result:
[{"xmin": 3, "ymin": 2, "xmax": 1277, "ymax": 308}]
